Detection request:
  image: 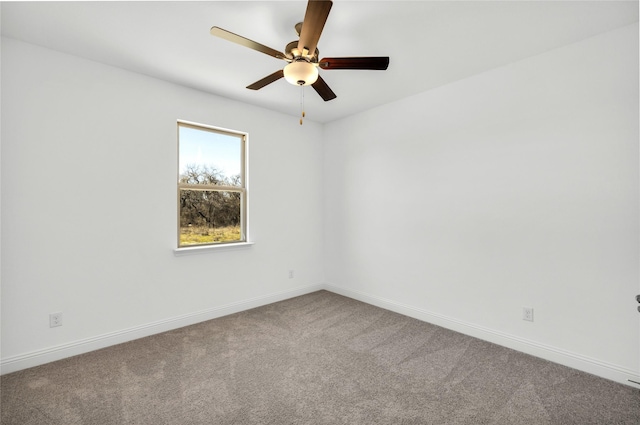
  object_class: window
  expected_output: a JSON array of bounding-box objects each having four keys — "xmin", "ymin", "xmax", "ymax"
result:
[{"xmin": 177, "ymin": 121, "xmax": 247, "ymax": 248}]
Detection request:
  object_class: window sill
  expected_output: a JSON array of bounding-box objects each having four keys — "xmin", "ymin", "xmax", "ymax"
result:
[{"xmin": 174, "ymin": 242, "xmax": 254, "ymax": 256}]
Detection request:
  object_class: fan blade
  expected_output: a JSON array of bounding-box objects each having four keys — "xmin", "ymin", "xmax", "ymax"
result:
[
  {"xmin": 210, "ymin": 27, "xmax": 287, "ymax": 60},
  {"xmin": 246, "ymin": 70, "xmax": 284, "ymax": 90},
  {"xmin": 319, "ymin": 57, "xmax": 389, "ymax": 70},
  {"xmin": 297, "ymin": 0, "xmax": 333, "ymax": 57},
  {"xmin": 312, "ymin": 75, "xmax": 337, "ymax": 101}
]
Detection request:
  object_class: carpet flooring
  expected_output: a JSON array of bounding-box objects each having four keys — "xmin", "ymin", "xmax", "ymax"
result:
[{"xmin": 1, "ymin": 290, "xmax": 639, "ymax": 424}]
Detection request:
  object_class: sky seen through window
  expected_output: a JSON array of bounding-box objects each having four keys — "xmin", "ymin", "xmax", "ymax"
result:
[{"xmin": 179, "ymin": 126, "xmax": 241, "ymax": 180}]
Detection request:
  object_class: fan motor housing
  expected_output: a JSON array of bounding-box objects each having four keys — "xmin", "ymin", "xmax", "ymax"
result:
[{"xmin": 285, "ymin": 41, "xmax": 319, "ymax": 62}]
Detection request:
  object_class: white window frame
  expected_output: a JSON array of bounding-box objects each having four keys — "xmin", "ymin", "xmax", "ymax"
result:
[{"xmin": 175, "ymin": 120, "xmax": 251, "ymax": 254}]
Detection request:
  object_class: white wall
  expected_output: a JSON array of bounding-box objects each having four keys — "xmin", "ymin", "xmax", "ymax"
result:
[
  {"xmin": 324, "ymin": 24, "xmax": 639, "ymax": 385},
  {"xmin": 1, "ymin": 38, "xmax": 325, "ymax": 371}
]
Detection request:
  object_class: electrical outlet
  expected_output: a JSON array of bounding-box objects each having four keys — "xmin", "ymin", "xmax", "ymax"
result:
[
  {"xmin": 288, "ymin": 270, "xmax": 294, "ymax": 279},
  {"xmin": 49, "ymin": 312, "xmax": 63, "ymax": 328},
  {"xmin": 522, "ymin": 307, "xmax": 534, "ymax": 322}
]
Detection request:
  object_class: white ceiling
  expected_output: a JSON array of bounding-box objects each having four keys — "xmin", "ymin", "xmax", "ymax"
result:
[{"xmin": 1, "ymin": 1, "xmax": 638, "ymax": 123}]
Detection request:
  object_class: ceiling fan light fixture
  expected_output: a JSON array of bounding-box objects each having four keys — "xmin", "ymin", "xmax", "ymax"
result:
[
  {"xmin": 211, "ymin": 0, "xmax": 387, "ymax": 104},
  {"xmin": 283, "ymin": 60, "xmax": 318, "ymax": 86}
]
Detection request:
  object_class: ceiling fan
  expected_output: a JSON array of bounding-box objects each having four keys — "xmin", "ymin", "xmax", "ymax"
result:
[{"xmin": 210, "ymin": 0, "xmax": 389, "ymax": 108}]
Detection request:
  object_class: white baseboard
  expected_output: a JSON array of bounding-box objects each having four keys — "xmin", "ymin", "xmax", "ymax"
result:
[
  {"xmin": 1, "ymin": 283, "xmax": 324, "ymax": 375},
  {"xmin": 324, "ymin": 283, "xmax": 640, "ymax": 389},
  {"xmin": 4, "ymin": 282, "xmax": 639, "ymax": 389}
]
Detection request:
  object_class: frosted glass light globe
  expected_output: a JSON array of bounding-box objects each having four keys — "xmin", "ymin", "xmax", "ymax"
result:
[{"xmin": 283, "ymin": 61, "xmax": 319, "ymax": 86}]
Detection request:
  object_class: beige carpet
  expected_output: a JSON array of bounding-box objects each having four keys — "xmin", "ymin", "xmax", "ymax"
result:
[{"xmin": 2, "ymin": 290, "xmax": 639, "ymax": 424}]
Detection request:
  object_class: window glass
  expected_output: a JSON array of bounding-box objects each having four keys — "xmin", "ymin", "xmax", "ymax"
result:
[
  {"xmin": 178, "ymin": 122, "xmax": 246, "ymax": 247},
  {"xmin": 179, "ymin": 126, "xmax": 242, "ymax": 187}
]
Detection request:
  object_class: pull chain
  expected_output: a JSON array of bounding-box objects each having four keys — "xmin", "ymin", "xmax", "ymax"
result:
[{"xmin": 299, "ymin": 84, "xmax": 306, "ymax": 125}]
